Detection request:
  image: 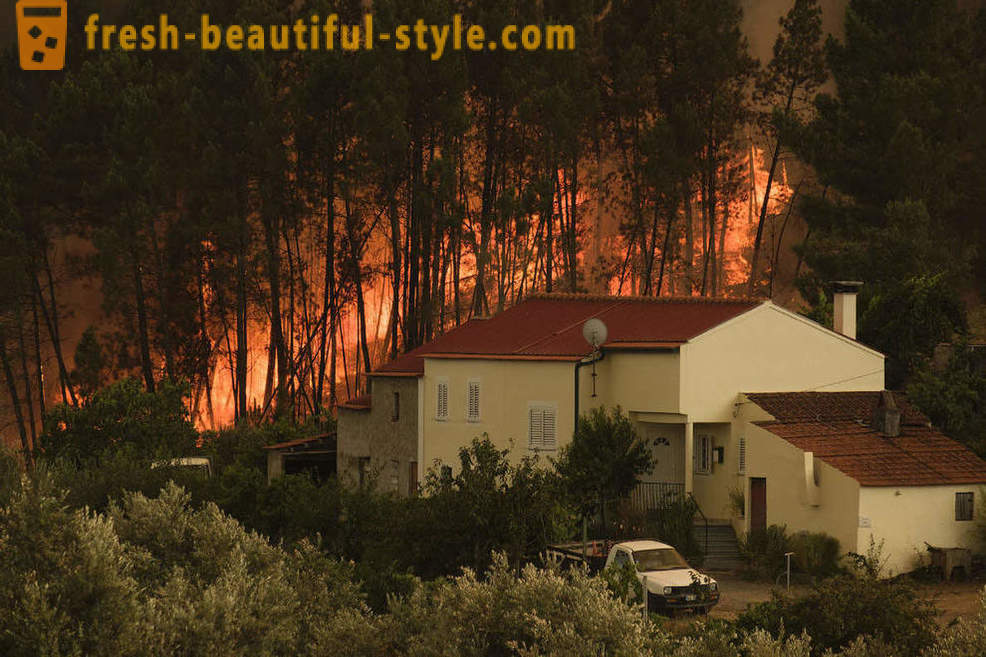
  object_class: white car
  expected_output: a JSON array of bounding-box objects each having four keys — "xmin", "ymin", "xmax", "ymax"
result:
[{"xmin": 604, "ymin": 539, "xmax": 719, "ymax": 613}]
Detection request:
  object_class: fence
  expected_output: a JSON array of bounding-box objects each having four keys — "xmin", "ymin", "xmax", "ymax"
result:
[{"xmin": 625, "ymin": 481, "xmax": 684, "ymax": 513}]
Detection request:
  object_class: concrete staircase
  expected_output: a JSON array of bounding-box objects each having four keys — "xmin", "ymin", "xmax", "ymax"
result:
[{"xmin": 693, "ymin": 521, "xmax": 744, "ymax": 572}]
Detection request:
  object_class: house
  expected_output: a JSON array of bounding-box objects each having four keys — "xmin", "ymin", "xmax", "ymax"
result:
[{"xmin": 337, "ymin": 286, "xmax": 986, "ymax": 573}]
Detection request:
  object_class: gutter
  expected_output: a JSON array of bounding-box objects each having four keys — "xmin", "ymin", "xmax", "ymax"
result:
[{"xmin": 574, "ymin": 348, "xmax": 605, "ymax": 428}]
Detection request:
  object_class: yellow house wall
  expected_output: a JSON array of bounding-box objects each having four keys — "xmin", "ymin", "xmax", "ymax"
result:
[
  {"xmin": 584, "ymin": 351, "xmax": 680, "ymax": 414},
  {"xmin": 681, "ymin": 304, "xmax": 885, "ymax": 421},
  {"xmin": 422, "ymin": 359, "xmax": 575, "ymax": 472},
  {"xmin": 858, "ymin": 486, "xmax": 985, "ymax": 576},
  {"xmin": 743, "ymin": 422, "xmax": 861, "ymax": 555},
  {"xmin": 691, "ymin": 423, "xmax": 737, "ymax": 519}
]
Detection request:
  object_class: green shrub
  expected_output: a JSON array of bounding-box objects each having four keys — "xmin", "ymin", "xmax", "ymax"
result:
[
  {"xmin": 789, "ymin": 531, "xmax": 842, "ymax": 577},
  {"xmin": 38, "ymin": 378, "xmax": 197, "ymax": 463},
  {"xmin": 740, "ymin": 524, "xmax": 791, "ymax": 578},
  {"xmin": 736, "ymin": 573, "xmax": 937, "ymax": 657},
  {"xmin": 45, "ymin": 450, "xmax": 212, "ymax": 512},
  {"xmin": 645, "ymin": 496, "xmax": 702, "ymax": 563},
  {"xmin": 388, "ymin": 553, "xmax": 657, "ymax": 657}
]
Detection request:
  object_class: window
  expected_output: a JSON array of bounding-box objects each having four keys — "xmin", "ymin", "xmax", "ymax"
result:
[
  {"xmin": 392, "ymin": 391, "xmax": 400, "ymax": 422},
  {"xmin": 956, "ymin": 492, "xmax": 974, "ymax": 521},
  {"xmin": 408, "ymin": 461, "xmax": 418, "ymax": 497},
  {"xmin": 528, "ymin": 404, "xmax": 557, "ymax": 451},
  {"xmin": 738, "ymin": 436, "xmax": 746, "ymax": 474},
  {"xmin": 467, "ymin": 379, "xmax": 481, "ymax": 422},
  {"xmin": 611, "ymin": 549, "xmax": 630, "ymax": 569},
  {"xmin": 357, "ymin": 457, "xmax": 371, "ymax": 488},
  {"xmin": 694, "ymin": 434, "xmax": 713, "ymax": 474},
  {"xmin": 436, "ymin": 379, "xmax": 449, "ymax": 420}
]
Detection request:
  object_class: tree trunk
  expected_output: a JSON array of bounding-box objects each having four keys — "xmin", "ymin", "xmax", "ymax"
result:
[
  {"xmin": 132, "ymin": 253, "xmax": 156, "ymax": 393},
  {"xmin": 748, "ymin": 84, "xmax": 795, "ymax": 296},
  {"xmin": 0, "ymin": 334, "xmax": 32, "ymax": 466},
  {"xmin": 31, "ymin": 291, "xmax": 45, "ymax": 422},
  {"xmin": 33, "ymin": 266, "xmax": 75, "ymax": 406},
  {"xmin": 17, "ymin": 317, "xmax": 37, "ymax": 446},
  {"xmin": 262, "ymin": 210, "xmax": 288, "ymax": 415}
]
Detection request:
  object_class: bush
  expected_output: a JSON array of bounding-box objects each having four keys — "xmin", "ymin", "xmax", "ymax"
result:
[
  {"xmin": 0, "ymin": 474, "xmax": 375, "ymax": 657},
  {"xmin": 789, "ymin": 531, "xmax": 842, "ymax": 578},
  {"xmin": 45, "ymin": 450, "xmax": 212, "ymax": 512},
  {"xmin": 740, "ymin": 524, "xmax": 791, "ymax": 579},
  {"xmin": 38, "ymin": 378, "xmax": 197, "ymax": 463},
  {"xmin": 388, "ymin": 553, "xmax": 657, "ymax": 657},
  {"xmin": 736, "ymin": 573, "xmax": 938, "ymax": 657},
  {"xmin": 646, "ymin": 496, "xmax": 702, "ymax": 563}
]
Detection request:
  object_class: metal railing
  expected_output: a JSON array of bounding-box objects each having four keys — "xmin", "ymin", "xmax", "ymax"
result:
[
  {"xmin": 689, "ymin": 492, "xmax": 709, "ymax": 556},
  {"xmin": 626, "ymin": 481, "xmax": 684, "ymax": 513}
]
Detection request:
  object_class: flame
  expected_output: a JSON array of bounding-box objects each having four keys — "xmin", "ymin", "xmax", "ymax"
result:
[{"xmin": 191, "ymin": 143, "xmax": 795, "ymax": 429}]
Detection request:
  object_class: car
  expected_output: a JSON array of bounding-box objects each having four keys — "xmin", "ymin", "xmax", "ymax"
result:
[
  {"xmin": 604, "ymin": 539, "xmax": 719, "ymax": 614},
  {"xmin": 149, "ymin": 456, "xmax": 213, "ymax": 477}
]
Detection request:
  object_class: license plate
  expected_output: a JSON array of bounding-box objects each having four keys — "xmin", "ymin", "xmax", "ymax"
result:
[{"xmin": 685, "ymin": 594, "xmax": 696, "ymax": 601}]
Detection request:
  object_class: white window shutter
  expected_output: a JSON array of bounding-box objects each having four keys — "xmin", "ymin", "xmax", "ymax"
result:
[
  {"xmin": 542, "ymin": 407, "xmax": 556, "ymax": 450},
  {"xmin": 436, "ymin": 381, "xmax": 448, "ymax": 419},
  {"xmin": 529, "ymin": 407, "xmax": 543, "ymax": 449},
  {"xmin": 467, "ymin": 380, "xmax": 480, "ymax": 421}
]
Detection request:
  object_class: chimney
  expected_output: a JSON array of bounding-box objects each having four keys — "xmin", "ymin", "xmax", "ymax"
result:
[
  {"xmin": 832, "ymin": 281, "xmax": 863, "ymax": 339},
  {"xmin": 871, "ymin": 390, "xmax": 901, "ymax": 437}
]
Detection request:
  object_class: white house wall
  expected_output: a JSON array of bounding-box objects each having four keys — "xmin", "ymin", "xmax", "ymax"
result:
[
  {"xmin": 858, "ymin": 486, "xmax": 985, "ymax": 576},
  {"xmin": 744, "ymin": 422, "xmax": 861, "ymax": 555},
  {"xmin": 681, "ymin": 304, "xmax": 885, "ymax": 421}
]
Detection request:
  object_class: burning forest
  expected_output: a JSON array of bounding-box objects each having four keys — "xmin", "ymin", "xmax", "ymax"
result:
[{"xmin": 1, "ymin": 0, "xmax": 985, "ymax": 447}]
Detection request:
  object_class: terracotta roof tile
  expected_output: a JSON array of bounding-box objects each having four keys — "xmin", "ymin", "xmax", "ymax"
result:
[
  {"xmin": 374, "ymin": 294, "xmax": 760, "ymax": 376},
  {"xmin": 338, "ymin": 394, "xmax": 372, "ymax": 410},
  {"xmin": 751, "ymin": 393, "xmax": 986, "ymax": 486},
  {"xmin": 746, "ymin": 391, "xmax": 929, "ymax": 426}
]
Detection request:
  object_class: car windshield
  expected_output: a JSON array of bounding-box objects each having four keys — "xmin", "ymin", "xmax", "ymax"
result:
[{"xmin": 633, "ymin": 548, "xmax": 690, "ymax": 572}]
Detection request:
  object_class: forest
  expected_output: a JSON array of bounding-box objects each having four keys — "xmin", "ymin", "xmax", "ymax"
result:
[{"xmin": 1, "ymin": 0, "xmax": 985, "ymax": 452}]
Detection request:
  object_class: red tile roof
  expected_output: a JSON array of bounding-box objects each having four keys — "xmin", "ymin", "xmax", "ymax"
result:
[
  {"xmin": 337, "ymin": 394, "xmax": 372, "ymax": 411},
  {"xmin": 746, "ymin": 391, "xmax": 930, "ymax": 426},
  {"xmin": 374, "ymin": 294, "xmax": 760, "ymax": 376},
  {"xmin": 748, "ymin": 392, "xmax": 986, "ymax": 487}
]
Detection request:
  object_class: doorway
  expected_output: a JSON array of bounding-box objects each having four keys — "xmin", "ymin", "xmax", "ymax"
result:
[{"xmin": 750, "ymin": 477, "xmax": 767, "ymax": 532}]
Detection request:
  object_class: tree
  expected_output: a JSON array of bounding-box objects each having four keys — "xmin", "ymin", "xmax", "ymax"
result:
[
  {"xmin": 747, "ymin": 0, "xmax": 827, "ymax": 295},
  {"xmin": 907, "ymin": 343, "xmax": 986, "ymax": 457},
  {"xmin": 39, "ymin": 378, "xmax": 197, "ymax": 463},
  {"xmin": 794, "ymin": 0, "xmax": 986, "ymax": 360},
  {"xmin": 554, "ymin": 406, "xmax": 653, "ymax": 534}
]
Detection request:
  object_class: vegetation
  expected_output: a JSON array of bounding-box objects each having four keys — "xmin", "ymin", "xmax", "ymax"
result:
[
  {"xmin": 740, "ymin": 524, "xmax": 841, "ymax": 580},
  {"xmin": 4, "ymin": 468, "xmax": 986, "ymax": 657},
  {"xmin": 554, "ymin": 406, "xmax": 654, "ymax": 534},
  {"xmin": 737, "ymin": 573, "xmax": 938, "ymax": 657}
]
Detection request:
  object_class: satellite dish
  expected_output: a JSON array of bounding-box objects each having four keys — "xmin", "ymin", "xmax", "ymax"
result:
[{"xmin": 582, "ymin": 318, "xmax": 608, "ymax": 349}]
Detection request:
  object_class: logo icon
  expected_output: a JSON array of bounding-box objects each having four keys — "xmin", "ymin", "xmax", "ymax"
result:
[{"xmin": 16, "ymin": 0, "xmax": 68, "ymax": 71}]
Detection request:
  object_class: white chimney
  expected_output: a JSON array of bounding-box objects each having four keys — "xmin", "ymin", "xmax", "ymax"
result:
[{"xmin": 832, "ymin": 281, "xmax": 863, "ymax": 339}]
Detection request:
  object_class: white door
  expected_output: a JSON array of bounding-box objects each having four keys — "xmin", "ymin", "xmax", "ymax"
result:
[{"xmin": 645, "ymin": 425, "xmax": 684, "ymax": 484}]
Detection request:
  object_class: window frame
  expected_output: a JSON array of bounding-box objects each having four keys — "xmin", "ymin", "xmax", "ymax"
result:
[
  {"xmin": 956, "ymin": 492, "xmax": 974, "ymax": 522},
  {"xmin": 528, "ymin": 402, "xmax": 558, "ymax": 452},
  {"xmin": 694, "ymin": 434, "xmax": 713, "ymax": 475}
]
